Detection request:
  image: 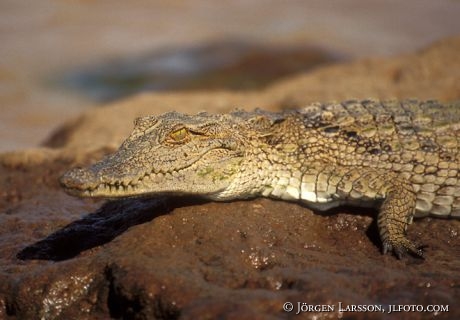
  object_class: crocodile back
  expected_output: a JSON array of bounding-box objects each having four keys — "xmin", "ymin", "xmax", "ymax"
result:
[{"xmin": 297, "ymin": 99, "xmax": 460, "ymax": 217}]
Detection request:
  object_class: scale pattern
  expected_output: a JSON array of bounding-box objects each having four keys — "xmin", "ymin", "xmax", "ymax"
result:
[{"xmin": 60, "ymin": 99, "xmax": 460, "ymax": 259}]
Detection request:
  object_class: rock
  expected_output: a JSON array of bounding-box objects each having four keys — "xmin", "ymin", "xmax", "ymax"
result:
[
  {"xmin": 44, "ymin": 37, "xmax": 460, "ymax": 152},
  {"xmin": 1, "ymin": 38, "xmax": 459, "ymax": 319}
]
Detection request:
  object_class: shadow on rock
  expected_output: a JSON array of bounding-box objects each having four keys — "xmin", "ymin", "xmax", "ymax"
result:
[{"xmin": 16, "ymin": 197, "xmax": 203, "ymax": 261}]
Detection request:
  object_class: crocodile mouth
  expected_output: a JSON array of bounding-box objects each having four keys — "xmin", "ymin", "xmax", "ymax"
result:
[
  {"xmin": 60, "ymin": 148, "xmax": 242, "ymax": 198},
  {"xmin": 61, "ymin": 169, "xmax": 182, "ymax": 198}
]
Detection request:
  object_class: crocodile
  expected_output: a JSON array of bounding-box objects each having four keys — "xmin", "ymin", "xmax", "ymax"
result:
[{"xmin": 60, "ymin": 99, "xmax": 460, "ymax": 259}]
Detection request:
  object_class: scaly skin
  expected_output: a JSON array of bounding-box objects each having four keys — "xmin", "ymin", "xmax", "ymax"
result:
[{"xmin": 60, "ymin": 99, "xmax": 460, "ymax": 259}]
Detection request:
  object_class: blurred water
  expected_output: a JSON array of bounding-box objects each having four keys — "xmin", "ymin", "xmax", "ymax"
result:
[{"xmin": 57, "ymin": 41, "xmax": 341, "ymax": 102}]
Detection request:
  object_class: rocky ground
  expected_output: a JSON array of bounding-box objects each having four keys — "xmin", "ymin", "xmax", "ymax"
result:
[{"xmin": 0, "ymin": 37, "xmax": 459, "ymax": 319}]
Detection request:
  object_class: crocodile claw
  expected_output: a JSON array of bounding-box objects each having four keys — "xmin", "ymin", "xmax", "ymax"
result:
[{"xmin": 383, "ymin": 239, "xmax": 425, "ymax": 260}]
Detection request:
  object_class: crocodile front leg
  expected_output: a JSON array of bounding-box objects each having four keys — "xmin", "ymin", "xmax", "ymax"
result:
[
  {"xmin": 293, "ymin": 165, "xmax": 423, "ymax": 258},
  {"xmin": 332, "ymin": 167, "xmax": 423, "ymax": 259},
  {"xmin": 378, "ymin": 180, "xmax": 422, "ymax": 259}
]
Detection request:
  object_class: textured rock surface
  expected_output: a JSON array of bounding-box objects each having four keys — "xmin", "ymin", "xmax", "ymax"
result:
[{"xmin": 1, "ymin": 38, "xmax": 460, "ymax": 319}]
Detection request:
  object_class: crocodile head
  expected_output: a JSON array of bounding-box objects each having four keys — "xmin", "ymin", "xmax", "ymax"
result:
[{"xmin": 60, "ymin": 111, "xmax": 260, "ymax": 199}]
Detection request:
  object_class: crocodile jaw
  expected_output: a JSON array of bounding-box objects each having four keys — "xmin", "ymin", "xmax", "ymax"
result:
[{"xmin": 60, "ymin": 150, "xmax": 243, "ymax": 199}]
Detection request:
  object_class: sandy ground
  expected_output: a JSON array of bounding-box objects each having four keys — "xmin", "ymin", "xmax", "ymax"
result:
[{"xmin": 1, "ymin": 0, "xmax": 460, "ymax": 151}]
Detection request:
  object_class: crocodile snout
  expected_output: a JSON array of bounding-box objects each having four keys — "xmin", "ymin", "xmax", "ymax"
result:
[{"xmin": 59, "ymin": 167, "xmax": 99, "ymax": 191}]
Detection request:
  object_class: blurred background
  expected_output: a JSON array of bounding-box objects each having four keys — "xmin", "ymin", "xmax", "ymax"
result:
[{"xmin": 1, "ymin": 0, "xmax": 459, "ymax": 152}]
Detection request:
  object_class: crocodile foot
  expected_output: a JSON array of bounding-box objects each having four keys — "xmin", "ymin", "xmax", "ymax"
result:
[{"xmin": 383, "ymin": 238, "xmax": 425, "ymax": 260}]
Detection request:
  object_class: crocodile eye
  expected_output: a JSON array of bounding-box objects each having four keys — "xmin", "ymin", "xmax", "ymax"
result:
[{"xmin": 168, "ymin": 127, "xmax": 189, "ymax": 143}]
